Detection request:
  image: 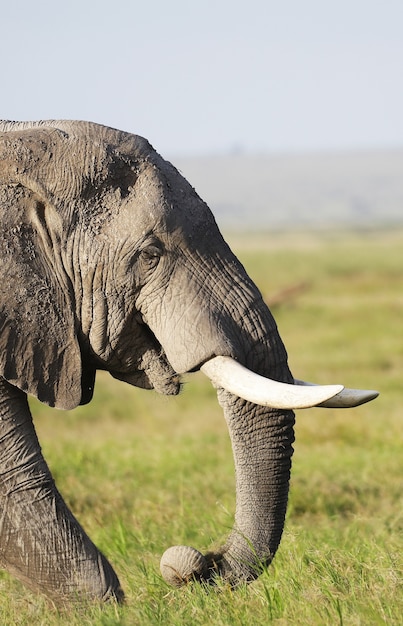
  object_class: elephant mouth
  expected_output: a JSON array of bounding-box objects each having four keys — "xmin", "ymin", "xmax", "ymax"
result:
[
  {"xmin": 90, "ymin": 314, "xmax": 182, "ymax": 396},
  {"xmin": 110, "ymin": 346, "xmax": 182, "ymax": 396}
]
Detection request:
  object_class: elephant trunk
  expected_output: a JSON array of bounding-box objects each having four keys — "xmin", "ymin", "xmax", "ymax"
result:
[
  {"xmin": 160, "ymin": 266, "xmax": 296, "ymax": 586},
  {"xmin": 205, "ymin": 260, "xmax": 295, "ymax": 582},
  {"xmin": 212, "ymin": 391, "xmax": 294, "ymax": 582},
  {"xmin": 160, "ymin": 390, "xmax": 294, "ymax": 586},
  {"xmin": 158, "ymin": 242, "xmax": 298, "ymax": 586}
]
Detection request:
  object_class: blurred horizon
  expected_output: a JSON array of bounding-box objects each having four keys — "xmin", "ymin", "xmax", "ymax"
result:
[{"xmin": 173, "ymin": 146, "xmax": 403, "ymax": 231}]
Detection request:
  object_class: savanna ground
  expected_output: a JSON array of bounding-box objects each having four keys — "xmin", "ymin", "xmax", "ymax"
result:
[{"xmin": 0, "ymin": 229, "xmax": 401, "ymax": 625}]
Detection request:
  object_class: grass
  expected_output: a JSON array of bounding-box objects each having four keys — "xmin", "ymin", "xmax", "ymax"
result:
[{"xmin": 0, "ymin": 229, "xmax": 402, "ymax": 625}]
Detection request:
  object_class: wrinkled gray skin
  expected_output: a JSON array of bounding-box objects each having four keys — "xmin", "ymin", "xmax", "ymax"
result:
[{"xmin": 0, "ymin": 121, "xmax": 294, "ymax": 603}]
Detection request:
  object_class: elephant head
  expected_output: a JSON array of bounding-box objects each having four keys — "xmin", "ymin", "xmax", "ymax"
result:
[{"xmin": 0, "ymin": 120, "xmax": 378, "ymax": 603}]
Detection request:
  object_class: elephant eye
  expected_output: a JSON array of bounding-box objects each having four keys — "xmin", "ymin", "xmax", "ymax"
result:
[{"xmin": 138, "ymin": 244, "xmax": 162, "ymax": 271}]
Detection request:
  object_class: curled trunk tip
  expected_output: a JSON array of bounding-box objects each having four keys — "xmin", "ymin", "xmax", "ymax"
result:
[{"xmin": 160, "ymin": 545, "xmax": 208, "ymax": 587}]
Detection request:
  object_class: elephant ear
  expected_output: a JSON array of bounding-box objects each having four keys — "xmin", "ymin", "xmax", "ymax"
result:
[{"xmin": 0, "ymin": 182, "xmax": 92, "ymax": 409}]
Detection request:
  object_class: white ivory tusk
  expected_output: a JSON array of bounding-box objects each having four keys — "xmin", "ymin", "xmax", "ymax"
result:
[
  {"xmin": 294, "ymin": 380, "xmax": 379, "ymax": 408},
  {"xmin": 201, "ymin": 356, "xmax": 345, "ymax": 409}
]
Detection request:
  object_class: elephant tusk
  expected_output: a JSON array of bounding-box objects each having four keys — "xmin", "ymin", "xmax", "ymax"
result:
[
  {"xmin": 201, "ymin": 356, "xmax": 345, "ymax": 409},
  {"xmin": 293, "ymin": 379, "xmax": 379, "ymax": 408}
]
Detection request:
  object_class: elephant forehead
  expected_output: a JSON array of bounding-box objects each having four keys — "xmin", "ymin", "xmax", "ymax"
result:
[{"xmin": 113, "ymin": 160, "xmax": 217, "ymax": 239}]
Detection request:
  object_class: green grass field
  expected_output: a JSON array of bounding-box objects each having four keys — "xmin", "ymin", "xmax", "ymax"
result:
[{"xmin": 0, "ymin": 229, "xmax": 401, "ymax": 625}]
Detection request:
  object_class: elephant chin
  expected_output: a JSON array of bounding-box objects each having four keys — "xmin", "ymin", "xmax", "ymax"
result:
[{"xmin": 111, "ymin": 347, "xmax": 181, "ymax": 396}]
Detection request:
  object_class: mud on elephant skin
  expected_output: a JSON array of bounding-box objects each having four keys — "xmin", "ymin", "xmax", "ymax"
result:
[{"xmin": 0, "ymin": 120, "xmax": 378, "ymax": 603}]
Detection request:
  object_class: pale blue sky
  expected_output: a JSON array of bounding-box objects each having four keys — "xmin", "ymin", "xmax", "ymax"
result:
[{"xmin": 2, "ymin": 0, "xmax": 403, "ymax": 155}]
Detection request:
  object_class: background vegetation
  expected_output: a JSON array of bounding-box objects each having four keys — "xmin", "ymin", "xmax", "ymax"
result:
[{"xmin": 0, "ymin": 229, "xmax": 401, "ymax": 625}]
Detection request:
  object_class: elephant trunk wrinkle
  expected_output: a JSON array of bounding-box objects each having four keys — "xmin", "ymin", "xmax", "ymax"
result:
[{"xmin": 208, "ymin": 383, "xmax": 295, "ymax": 584}]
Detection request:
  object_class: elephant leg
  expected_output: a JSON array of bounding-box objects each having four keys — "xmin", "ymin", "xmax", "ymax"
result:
[{"xmin": 0, "ymin": 378, "xmax": 123, "ymax": 604}]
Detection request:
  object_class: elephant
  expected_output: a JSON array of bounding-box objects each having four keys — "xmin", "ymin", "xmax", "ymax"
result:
[{"xmin": 0, "ymin": 120, "xmax": 378, "ymax": 604}]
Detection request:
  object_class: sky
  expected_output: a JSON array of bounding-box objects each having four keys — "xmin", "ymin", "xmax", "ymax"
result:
[{"xmin": 2, "ymin": 0, "xmax": 403, "ymax": 156}]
